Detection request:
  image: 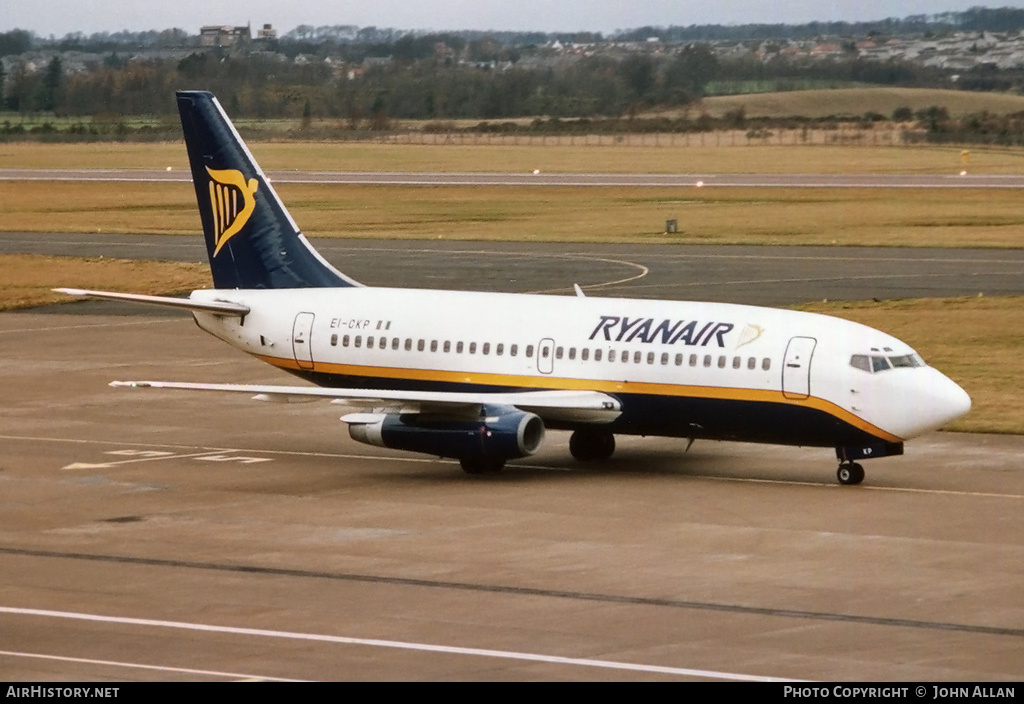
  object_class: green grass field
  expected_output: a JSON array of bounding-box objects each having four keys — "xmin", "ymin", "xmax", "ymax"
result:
[
  {"xmin": 3, "ymin": 181, "xmax": 1023, "ymax": 248},
  {"xmin": 4, "ymin": 138, "xmax": 1024, "ymax": 174},
  {"xmin": 1, "ymin": 254, "xmax": 208, "ymax": 309},
  {"xmin": 700, "ymin": 87, "xmax": 1024, "ymax": 119}
]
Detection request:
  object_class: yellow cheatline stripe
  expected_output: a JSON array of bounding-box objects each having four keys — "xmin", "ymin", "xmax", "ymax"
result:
[{"xmin": 255, "ymin": 354, "xmax": 903, "ymax": 444}]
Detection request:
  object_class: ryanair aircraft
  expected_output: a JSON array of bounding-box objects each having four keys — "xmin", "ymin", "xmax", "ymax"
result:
[{"xmin": 58, "ymin": 91, "xmax": 971, "ymax": 484}]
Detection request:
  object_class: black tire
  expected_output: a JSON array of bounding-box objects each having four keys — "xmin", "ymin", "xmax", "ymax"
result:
[
  {"xmin": 570, "ymin": 430, "xmax": 616, "ymax": 462},
  {"xmin": 837, "ymin": 462, "xmax": 865, "ymax": 485},
  {"xmin": 460, "ymin": 457, "xmax": 505, "ymax": 475}
]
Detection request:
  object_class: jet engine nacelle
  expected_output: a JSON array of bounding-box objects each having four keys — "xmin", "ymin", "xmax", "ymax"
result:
[{"xmin": 347, "ymin": 405, "xmax": 545, "ymax": 461}]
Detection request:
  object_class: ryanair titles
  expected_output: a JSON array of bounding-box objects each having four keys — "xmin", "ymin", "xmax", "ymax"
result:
[{"xmin": 589, "ymin": 315, "xmax": 734, "ymax": 347}]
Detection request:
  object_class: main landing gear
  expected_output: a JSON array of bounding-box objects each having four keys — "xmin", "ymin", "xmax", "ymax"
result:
[
  {"xmin": 460, "ymin": 457, "xmax": 506, "ymax": 475},
  {"xmin": 569, "ymin": 430, "xmax": 615, "ymax": 462},
  {"xmin": 836, "ymin": 461, "xmax": 865, "ymax": 486}
]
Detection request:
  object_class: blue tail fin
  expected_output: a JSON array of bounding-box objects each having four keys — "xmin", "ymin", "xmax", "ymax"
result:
[{"xmin": 176, "ymin": 91, "xmax": 360, "ymax": 289}]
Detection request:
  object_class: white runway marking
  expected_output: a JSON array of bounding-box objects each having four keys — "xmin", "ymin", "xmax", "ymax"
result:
[
  {"xmin": 3, "ymin": 432, "xmax": 1023, "ymax": 499},
  {"xmin": 0, "ymin": 319, "xmax": 177, "ymax": 335},
  {"xmin": 62, "ymin": 449, "xmax": 271, "ymax": 471},
  {"xmin": 0, "ymin": 606, "xmax": 800, "ymax": 681},
  {"xmin": 527, "ymin": 255, "xmax": 650, "ymax": 294},
  {"xmin": 0, "ymin": 649, "xmax": 302, "ymax": 681}
]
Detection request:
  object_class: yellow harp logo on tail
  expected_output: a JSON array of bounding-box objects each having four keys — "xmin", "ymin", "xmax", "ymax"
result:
[{"xmin": 206, "ymin": 167, "xmax": 258, "ymax": 256}]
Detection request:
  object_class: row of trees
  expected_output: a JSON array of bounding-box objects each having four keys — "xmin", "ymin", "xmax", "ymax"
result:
[
  {"xmin": 3, "ymin": 45, "xmax": 723, "ymax": 120},
  {"xmin": 4, "ymin": 43, "xmax": 957, "ymax": 122}
]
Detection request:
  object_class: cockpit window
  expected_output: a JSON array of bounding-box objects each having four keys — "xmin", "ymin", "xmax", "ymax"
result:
[
  {"xmin": 889, "ymin": 354, "xmax": 923, "ymax": 368},
  {"xmin": 851, "ymin": 353, "xmax": 927, "ymax": 374},
  {"xmin": 850, "ymin": 354, "xmax": 872, "ymax": 373}
]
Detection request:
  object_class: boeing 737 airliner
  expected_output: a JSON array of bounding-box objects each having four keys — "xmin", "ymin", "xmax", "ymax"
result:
[{"xmin": 58, "ymin": 91, "xmax": 972, "ymax": 484}]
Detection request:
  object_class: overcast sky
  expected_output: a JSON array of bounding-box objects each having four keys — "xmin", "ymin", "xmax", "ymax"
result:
[{"xmin": 5, "ymin": 1, "xmax": 1024, "ymax": 37}]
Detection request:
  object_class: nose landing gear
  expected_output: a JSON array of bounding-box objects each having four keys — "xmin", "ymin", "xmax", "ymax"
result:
[
  {"xmin": 837, "ymin": 462, "xmax": 865, "ymax": 485},
  {"xmin": 834, "ymin": 443, "xmax": 902, "ymax": 486}
]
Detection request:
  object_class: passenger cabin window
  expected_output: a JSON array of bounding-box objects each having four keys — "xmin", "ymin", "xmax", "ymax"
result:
[
  {"xmin": 526, "ymin": 345, "xmax": 534, "ymax": 358},
  {"xmin": 510, "ymin": 344, "xmax": 518, "ymax": 357},
  {"xmin": 330, "ymin": 334, "xmax": 338, "ymax": 347}
]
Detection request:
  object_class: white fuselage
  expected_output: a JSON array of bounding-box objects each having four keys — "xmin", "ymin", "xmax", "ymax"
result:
[{"xmin": 189, "ymin": 286, "xmax": 970, "ymax": 448}]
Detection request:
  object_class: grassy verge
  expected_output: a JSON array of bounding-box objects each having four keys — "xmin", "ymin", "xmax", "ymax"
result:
[
  {"xmin": 0, "ymin": 254, "xmax": 209, "ymax": 309},
  {"xmin": 3, "ymin": 181, "xmax": 1024, "ymax": 248},
  {"xmin": 4, "ymin": 140, "xmax": 1024, "ymax": 174},
  {"xmin": 700, "ymin": 87, "xmax": 1024, "ymax": 119}
]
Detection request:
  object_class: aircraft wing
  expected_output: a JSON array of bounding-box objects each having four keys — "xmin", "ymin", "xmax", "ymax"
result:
[{"xmin": 109, "ymin": 381, "xmax": 622, "ymax": 424}]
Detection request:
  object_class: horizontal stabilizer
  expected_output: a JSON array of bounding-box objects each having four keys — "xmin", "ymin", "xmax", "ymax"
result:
[{"xmin": 54, "ymin": 288, "xmax": 250, "ymax": 316}]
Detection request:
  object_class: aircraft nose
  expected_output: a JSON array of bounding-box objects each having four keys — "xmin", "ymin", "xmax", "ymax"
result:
[{"xmin": 903, "ymin": 368, "xmax": 971, "ymax": 438}]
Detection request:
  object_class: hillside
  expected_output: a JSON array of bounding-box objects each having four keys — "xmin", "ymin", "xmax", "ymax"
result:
[{"xmin": 700, "ymin": 87, "xmax": 1024, "ymax": 119}]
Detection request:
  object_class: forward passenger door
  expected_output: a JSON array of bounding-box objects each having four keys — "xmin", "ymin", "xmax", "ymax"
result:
[{"xmin": 782, "ymin": 336, "xmax": 816, "ymax": 399}]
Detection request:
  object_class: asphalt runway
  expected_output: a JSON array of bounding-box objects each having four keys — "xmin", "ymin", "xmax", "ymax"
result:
[
  {"xmin": 1, "ymin": 310, "xmax": 1023, "ymax": 681},
  {"xmin": 4, "ymin": 232, "xmax": 1024, "ymax": 306}
]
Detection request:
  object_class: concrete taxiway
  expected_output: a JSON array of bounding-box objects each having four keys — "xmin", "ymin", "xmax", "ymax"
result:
[{"xmin": 2, "ymin": 301, "xmax": 1023, "ymax": 680}]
